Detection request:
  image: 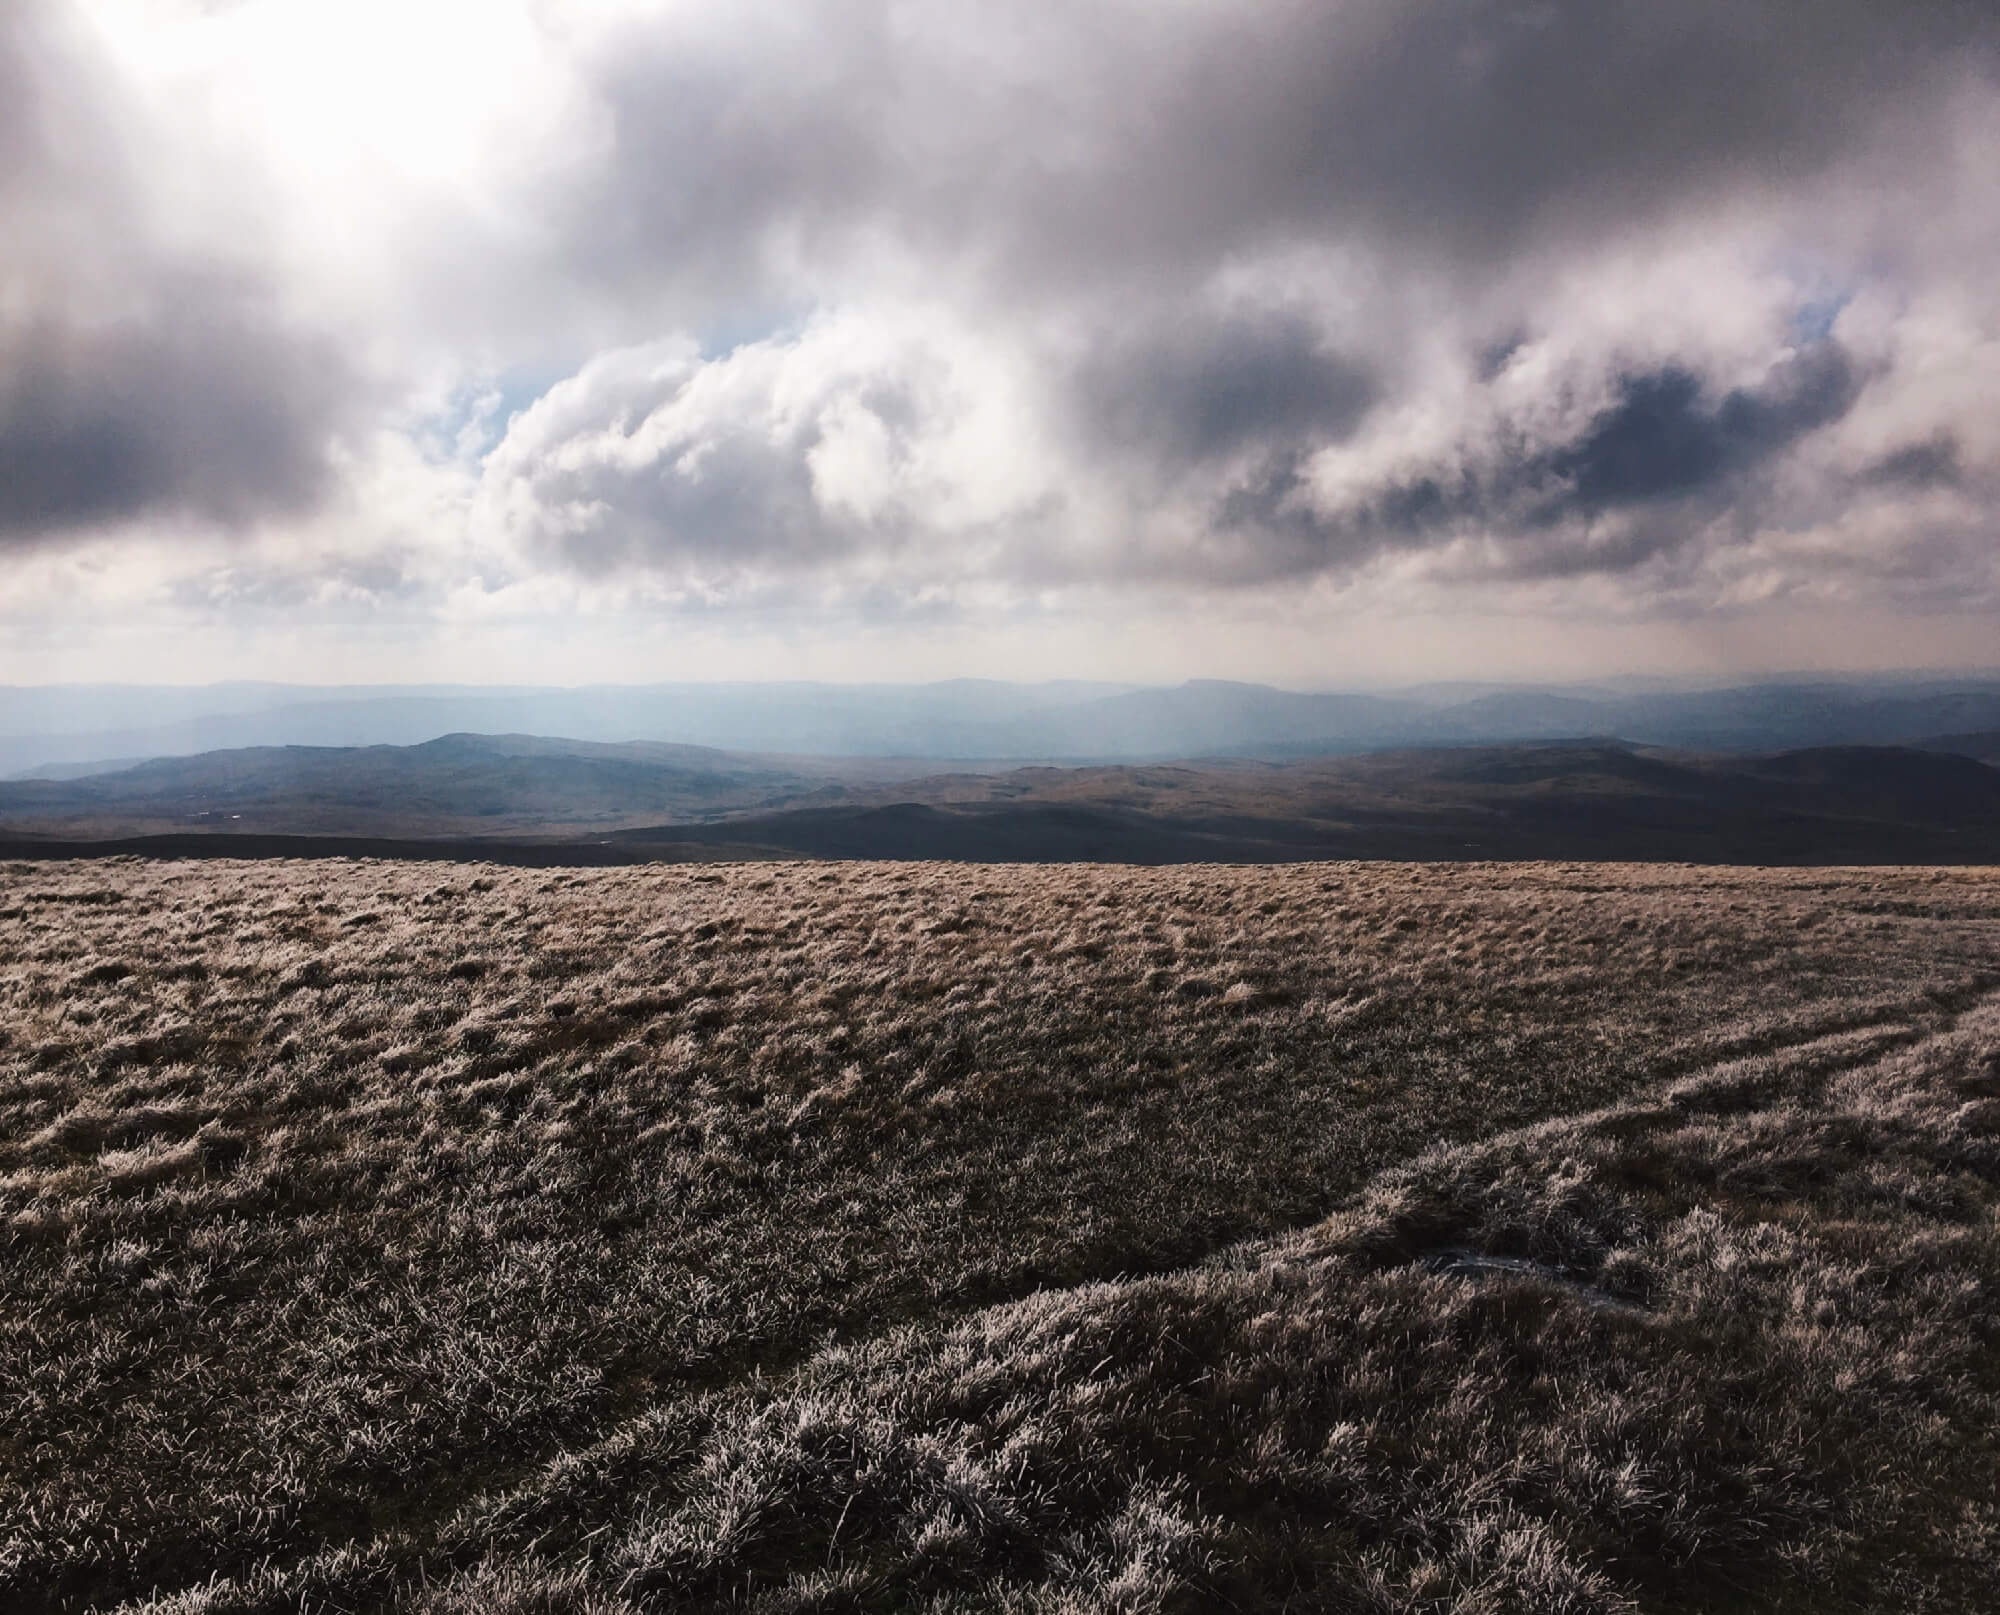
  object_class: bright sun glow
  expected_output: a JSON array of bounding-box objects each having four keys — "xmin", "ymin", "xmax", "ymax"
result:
[{"xmin": 79, "ymin": 0, "xmax": 578, "ymax": 189}]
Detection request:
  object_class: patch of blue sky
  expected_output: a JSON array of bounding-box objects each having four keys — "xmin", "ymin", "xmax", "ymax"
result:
[
  {"xmin": 418, "ymin": 366, "xmax": 568, "ymax": 462},
  {"xmin": 1790, "ymin": 290, "xmax": 1850, "ymax": 344},
  {"xmin": 1762, "ymin": 249, "xmax": 1855, "ymax": 347},
  {"xmin": 697, "ymin": 305, "xmax": 811, "ymax": 362},
  {"xmin": 423, "ymin": 316, "xmax": 803, "ymax": 463}
]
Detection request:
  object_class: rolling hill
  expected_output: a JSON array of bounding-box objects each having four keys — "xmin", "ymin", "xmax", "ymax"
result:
[
  {"xmin": 2, "ymin": 734, "xmax": 1998, "ymax": 864},
  {"xmin": 0, "ymin": 733, "xmax": 879, "ymax": 838}
]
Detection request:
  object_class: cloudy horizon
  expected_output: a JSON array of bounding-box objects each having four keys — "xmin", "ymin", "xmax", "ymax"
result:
[{"xmin": 5, "ymin": 0, "xmax": 1998, "ymax": 686}]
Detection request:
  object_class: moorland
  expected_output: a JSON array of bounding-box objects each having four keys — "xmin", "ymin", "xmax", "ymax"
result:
[{"xmin": 2, "ymin": 855, "xmax": 1997, "ymax": 1611}]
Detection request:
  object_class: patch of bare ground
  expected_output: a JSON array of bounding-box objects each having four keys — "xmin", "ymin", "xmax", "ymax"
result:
[{"xmin": 1, "ymin": 858, "xmax": 1996, "ymax": 1610}]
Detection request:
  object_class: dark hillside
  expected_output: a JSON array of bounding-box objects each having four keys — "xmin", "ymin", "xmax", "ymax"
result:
[
  {"xmin": 1917, "ymin": 729, "xmax": 2000, "ymax": 765},
  {"xmin": 639, "ymin": 743, "xmax": 2000, "ymax": 864}
]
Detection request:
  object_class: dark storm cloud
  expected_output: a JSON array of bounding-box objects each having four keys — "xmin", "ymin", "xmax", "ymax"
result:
[
  {"xmin": 1114, "ymin": 0, "xmax": 1994, "ymax": 267},
  {"xmin": 556, "ymin": 16, "xmax": 891, "ymax": 312},
  {"xmin": 1535, "ymin": 343, "xmax": 1861, "ymax": 519},
  {"xmin": 0, "ymin": 2, "xmax": 361, "ymax": 547},
  {"xmin": 1195, "ymin": 342, "xmax": 1868, "ymax": 585},
  {"xmin": 552, "ymin": 1, "xmax": 2000, "ymax": 311},
  {"xmin": 1862, "ymin": 436, "xmax": 1963, "ymax": 490},
  {"xmin": 1492, "ymin": 348, "xmax": 1848, "ymax": 531},
  {"xmin": 1076, "ymin": 310, "xmax": 1376, "ymax": 467},
  {"xmin": 1209, "ymin": 456, "xmax": 1348, "ymax": 577},
  {"xmin": 0, "ymin": 284, "xmax": 355, "ymax": 541}
]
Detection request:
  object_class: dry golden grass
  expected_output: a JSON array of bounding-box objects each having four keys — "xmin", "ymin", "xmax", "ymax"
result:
[{"xmin": 1, "ymin": 857, "xmax": 1996, "ymax": 1611}]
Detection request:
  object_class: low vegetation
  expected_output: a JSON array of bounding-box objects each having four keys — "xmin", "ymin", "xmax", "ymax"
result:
[{"xmin": 1, "ymin": 857, "xmax": 1995, "ymax": 1610}]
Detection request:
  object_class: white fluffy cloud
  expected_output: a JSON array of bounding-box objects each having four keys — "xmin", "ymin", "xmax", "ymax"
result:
[{"xmin": 474, "ymin": 310, "xmax": 1065, "ymax": 596}]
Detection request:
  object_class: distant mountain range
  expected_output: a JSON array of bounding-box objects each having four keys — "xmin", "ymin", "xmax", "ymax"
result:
[
  {"xmin": 3, "ymin": 732, "xmax": 1996, "ymax": 865},
  {"xmin": 7, "ymin": 675, "xmax": 2000, "ymax": 777},
  {"xmin": 0, "ymin": 734, "xmax": 951, "ymax": 839}
]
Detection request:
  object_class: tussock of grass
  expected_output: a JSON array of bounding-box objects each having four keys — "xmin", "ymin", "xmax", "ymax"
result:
[{"xmin": 1, "ymin": 859, "xmax": 1996, "ymax": 1611}]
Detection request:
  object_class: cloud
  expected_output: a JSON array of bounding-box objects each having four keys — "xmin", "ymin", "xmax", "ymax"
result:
[
  {"xmin": 474, "ymin": 311, "xmax": 1064, "ymax": 591},
  {"xmin": 453, "ymin": 0, "xmax": 1998, "ymax": 611},
  {"xmin": 1539, "ymin": 346, "xmax": 1859, "ymax": 515},
  {"xmin": 1290, "ymin": 340, "xmax": 1864, "ymax": 561},
  {"xmin": 1861, "ymin": 436, "xmax": 1961, "ymax": 490},
  {"xmin": 532, "ymin": 2, "xmax": 1999, "ymax": 313},
  {"xmin": 0, "ymin": 277, "xmax": 358, "ymax": 541},
  {"xmin": 1117, "ymin": 1, "xmax": 1992, "ymax": 269},
  {"xmin": 1074, "ymin": 309, "xmax": 1377, "ymax": 469},
  {"xmin": 0, "ymin": 1, "xmax": 363, "ymax": 547},
  {"xmin": 5, "ymin": 0, "xmax": 2000, "ymax": 654}
]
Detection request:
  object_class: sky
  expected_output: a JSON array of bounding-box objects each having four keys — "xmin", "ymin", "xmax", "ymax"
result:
[{"xmin": 3, "ymin": 0, "xmax": 1998, "ymax": 688}]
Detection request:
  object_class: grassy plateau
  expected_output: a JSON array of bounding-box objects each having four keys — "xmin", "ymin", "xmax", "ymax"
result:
[{"xmin": 1, "ymin": 856, "xmax": 1996, "ymax": 1611}]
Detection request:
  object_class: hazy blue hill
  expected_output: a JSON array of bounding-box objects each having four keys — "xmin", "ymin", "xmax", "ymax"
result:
[
  {"xmin": 0, "ymin": 733, "xmax": 836, "ymax": 836},
  {"xmin": 7, "ymin": 676, "xmax": 2000, "ymax": 780},
  {"xmin": 1411, "ymin": 691, "xmax": 1612, "ymax": 741},
  {"xmin": 1594, "ymin": 682, "xmax": 2000, "ymax": 750},
  {"xmin": 3, "ymin": 757, "xmax": 152, "ymax": 782},
  {"xmin": 959, "ymin": 679, "xmax": 1421, "ymax": 759},
  {"xmin": 0, "ymin": 680, "xmax": 1136, "ymax": 775}
]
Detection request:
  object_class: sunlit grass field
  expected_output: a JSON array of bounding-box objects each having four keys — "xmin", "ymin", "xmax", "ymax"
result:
[{"xmin": 3, "ymin": 857, "xmax": 1996, "ymax": 1611}]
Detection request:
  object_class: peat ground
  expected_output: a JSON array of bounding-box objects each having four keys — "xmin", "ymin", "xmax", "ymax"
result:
[{"xmin": 1, "ymin": 858, "xmax": 1996, "ymax": 1610}]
